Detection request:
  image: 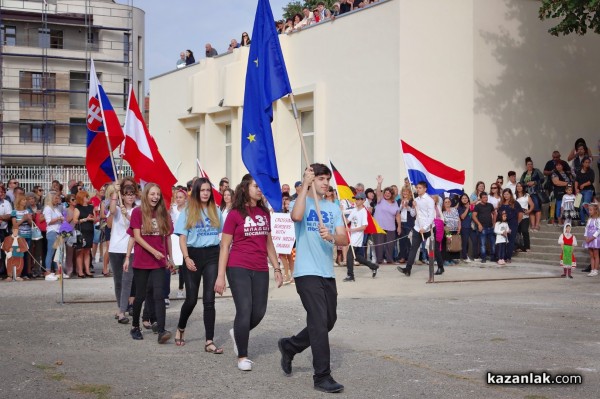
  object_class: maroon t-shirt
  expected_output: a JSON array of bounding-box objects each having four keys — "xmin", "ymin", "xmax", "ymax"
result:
[
  {"xmin": 223, "ymin": 206, "xmax": 271, "ymax": 271},
  {"xmin": 128, "ymin": 207, "xmax": 173, "ymax": 270}
]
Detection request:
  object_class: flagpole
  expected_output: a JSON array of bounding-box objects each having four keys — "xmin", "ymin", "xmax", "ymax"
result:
[
  {"xmin": 328, "ymin": 160, "xmax": 355, "ymax": 259},
  {"xmin": 119, "ymin": 84, "xmax": 133, "ymax": 181},
  {"xmin": 289, "ymin": 93, "xmax": 325, "ymax": 227}
]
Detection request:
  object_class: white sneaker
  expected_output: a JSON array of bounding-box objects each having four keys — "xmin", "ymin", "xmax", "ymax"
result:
[
  {"xmin": 45, "ymin": 273, "xmax": 58, "ymax": 281},
  {"xmin": 230, "ymin": 328, "xmax": 238, "ymax": 356},
  {"xmin": 164, "ymin": 298, "xmax": 170, "ymax": 308},
  {"xmin": 465, "ymin": 257, "xmax": 472, "ymax": 263},
  {"xmin": 62, "ymin": 273, "xmax": 70, "ymax": 279},
  {"xmin": 176, "ymin": 290, "xmax": 185, "ymax": 299},
  {"xmin": 237, "ymin": 358, "xmax": 253, "ymax": 371},
  {"xmin": 474, "ymin": 258, "xmax": 482, "ymax": 262},
  {"xmin": 587, "ymin": 270, "xmax": 598, "ymax": 277}
]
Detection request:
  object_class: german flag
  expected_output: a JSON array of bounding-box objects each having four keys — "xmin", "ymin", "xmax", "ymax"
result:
[{"xmin": 329, "ymin": 161, "xmax": 385, "ymax": 234}]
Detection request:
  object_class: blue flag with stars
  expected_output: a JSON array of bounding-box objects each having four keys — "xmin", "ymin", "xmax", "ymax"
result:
[{"xmin": 241, "ymin": 0, "xmax": 292, "ymax": 212}]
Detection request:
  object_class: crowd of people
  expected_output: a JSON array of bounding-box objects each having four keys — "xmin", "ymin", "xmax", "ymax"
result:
[{"xmin": 175, "ymin": 0, "xmax": 382, "ymax": 69}]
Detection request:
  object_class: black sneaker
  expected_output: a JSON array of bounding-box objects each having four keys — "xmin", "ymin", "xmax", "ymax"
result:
[
  {"xmin": 314, "ymin": 376, "xmax": 344, "ymax": 393},
  {"xmin": 582, "ymin": 265, "xmax": 591, "ymax": 273},
  {"xmin": 130, "ymin": 327, "xmax": 143, "ymax": 340},
  {"xmin": 158, "ymin": 330, "xmax": 172, "ymax": 344},
  {"xmin": 397, "ymin": 266, "xmax": 410, "ymax": 276},
  {"xmin": 372, "ymin": 265, "xmax": 379, "ymax": 278},
  {"xmin": 151, "ymin": 322, "xmax": 159, "ymax": 334},
  {"xmin": 277, "ymin": 338, "xmax": 293, "ymax": 375},
  {"xmin": 342, "ymin": 276, "xmax": 355, "ymax": 282}
]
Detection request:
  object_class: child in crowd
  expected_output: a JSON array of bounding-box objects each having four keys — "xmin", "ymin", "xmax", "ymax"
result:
[
  {"xmin": 558, "ymin": 223, "xmax": 576, "ymax": 278},
  {"xmin": 583, "ymin": 202, "xmax": 600, "ymax": 277},
  {"xmin": 494, "ymin": 211, "xmax": 510, "ymax": 265},
  {"xmin": 2, "ymin": 226, "xmax": 28, "ymax": 281},
  {"xmin": 561, "ymin": 184, "xmax": 576, "ymax": 226}
]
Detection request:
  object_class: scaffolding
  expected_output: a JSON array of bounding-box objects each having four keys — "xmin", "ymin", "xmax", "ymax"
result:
[{"xmin": 0, "ymin": 0, "xmax": 136, "ymax": 167}]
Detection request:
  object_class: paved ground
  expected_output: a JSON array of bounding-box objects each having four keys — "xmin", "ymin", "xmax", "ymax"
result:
[{"xmin": 0, "ymin": 260, "xmax": 598, "ymax": 399}]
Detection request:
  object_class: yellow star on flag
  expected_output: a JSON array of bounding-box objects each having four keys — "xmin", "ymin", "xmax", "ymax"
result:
[
  {"xmin": 247, "ymin": 133, "xmax": 256, "ymax": 142},
  {"xmin": 254, "ymin": 58, "xmax": 259, "ymax": 67}
]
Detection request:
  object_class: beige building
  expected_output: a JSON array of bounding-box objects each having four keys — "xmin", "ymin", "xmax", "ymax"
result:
[
  {"xmin": 150, "ymin": 0, "xmax": 600, "ymax": 190},
  {"xmin": 0, "ymin": 0, "xmax": 145, "ymax": 166}
]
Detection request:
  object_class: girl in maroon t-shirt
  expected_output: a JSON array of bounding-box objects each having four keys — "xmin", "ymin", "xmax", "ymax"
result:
[
  {"xmin": 125, "ymin": 183, "xmax": 174, "ymax": 344},
  {"xmin": 214, "ymin": 174, "xmax": 283, "ymax": 371}
]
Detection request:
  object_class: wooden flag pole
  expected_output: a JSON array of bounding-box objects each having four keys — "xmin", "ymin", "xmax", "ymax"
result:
[{"xmin": 289, "ymin": 93, "xmax": 325, "ymax": 227}]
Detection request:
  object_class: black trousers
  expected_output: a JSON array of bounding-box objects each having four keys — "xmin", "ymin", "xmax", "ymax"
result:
[
  {"xmin": 406, "ymin": 229, "xmax": 443, "ymax": 271},
  {"xmin": 284, "ymin": 276, "xmax": 337, "ymax": 383},
  {"xmin": 227, "ymin": 267, "xmax": 269, "ymax": 358},
  {"xmin": 132, "ymin": 268, "xmax": 166, "ymax": 332},
  {"xmin": 346, "ymin": 246, "xmax": 378, "ymax": 278},
  {"xmin": 177, "ymin": 246, "xmax": 219, "ymax": 339}
]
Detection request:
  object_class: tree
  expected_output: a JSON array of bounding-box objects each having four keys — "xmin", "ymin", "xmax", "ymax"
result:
[
  {"xmin": 539, "ymin": 0, "xmax": 600, "ymax": 36},
  {"xmin": 281, "ymin": 0, "xmax": 337, "ymax": 20}
]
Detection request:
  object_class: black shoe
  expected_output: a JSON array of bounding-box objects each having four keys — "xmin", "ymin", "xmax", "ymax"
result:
[
  {"xmin": 342, "ymin": 276, "xmax": 355, "ymax": 282},
  {"xmin": 126, "ymin": 304, "xmax": 133, "ymax": 316},
  {"xmin": 117, "ymin": 316, "xmax": 130, "ymax": 324},
  {"xmin": 434, "ymin": 268, "xmax": 444, "ymax": 275},
  {"xmin": 158, "ymin": 330, "xmax": 171, "ymax": 344},
  {"xmin": 130, "ymin": 327, "xmax": 143, "ymax": 340},
  {"xmin": 314, "ymin": 376, "xmax": 344, "ymax": 393},
  {"xmin": 372, "ymin": 265, "xmax": 379, "ymax": 278},
  {"xmin": 151, "ymin": 322, "xmax": 159, "ymax": 334},
  {"xmin": 277, "ymin": 338, "xmax": 293, "ymax": 375},
  {"xmin": 481, "ymin": 259, "xmax": 487, "ymax": 264},
  {"xmin": 568, "ymin": 275, "xmax": 573, "ymax": 279},
  {"xmin": 582, "ymin": 265, "xmax": 591, "ymax": 273},
  {"xmin": 397, "ymin": 266, "xmax": 410, "ymax": 276}
]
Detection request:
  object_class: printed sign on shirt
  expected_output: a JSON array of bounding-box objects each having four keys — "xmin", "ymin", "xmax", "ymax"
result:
[{"xmin": 270, "ymin": 212, "xmax": 295, "ymax": 254}]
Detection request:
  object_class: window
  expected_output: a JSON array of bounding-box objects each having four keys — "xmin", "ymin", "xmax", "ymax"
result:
[
  {"xmin": 50, "ymin": 29, "xmax": 63, "ymax": 49},
  {"xmin": 123, "ymin": 79, "xmax": 130, "ymax": 110},
  {"xmin": 69, "ymin": 118, "xmax": 87, "ymax": 145},
  {"xmin": 1, "ymin": 25, "xmax": 16, "ymax": 46},
  {"xmin": 19, "ymin": 122, "xmax": 55, "ymax": 143},
  {"xmin": 225, "ymin": 125, "xmax": 232, "ymax": 180},
  {"xmin": 19, "ymin": 71, "xmax": 56, "ymax": 107},
  {"xmin": 300, "ymin": 110, "xmax": 314, "ymax": 172},
  {"xmin": 123, "ymin": 33, "xmax": 131, "ymax": 64},
  {"xmin": 70, "ymin": 71, "xmax": 87, "ymax": 109},
  {"xmin": 137, "ymin": 35, "xmax": 143, "ymax": 69}
]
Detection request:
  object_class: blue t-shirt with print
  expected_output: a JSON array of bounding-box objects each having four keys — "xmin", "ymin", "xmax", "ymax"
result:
[
  {"xmin": 174, "ymin": 207, "xmax": 222, "ymax": 248},
  {"xmin": 290, "ymin": 197, "xmax": 343, "ymax": 279}
]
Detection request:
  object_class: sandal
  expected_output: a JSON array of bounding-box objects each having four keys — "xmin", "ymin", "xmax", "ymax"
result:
[
  {"xmin": 142, "ymin": 320, "xmax": 152, "ymax": 330},
  {"xmin": 204, "ymin": 340, "xmax": 223, "ymax": 354},
  {"xmin": 175, "ymin": 328, "xmax": 186, "ymax": 347}
]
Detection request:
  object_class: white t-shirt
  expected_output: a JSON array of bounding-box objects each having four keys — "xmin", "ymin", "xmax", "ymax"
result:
[
  {"xmin": 43, "ymin": 205, "xmax": 62, "ymax": 233},
  {"xmin": 347, "ymin": 207, "xmax": 368, "ymax": 247},
  {"xmin": 170, "ymin": 204, "xmax": 184, "ymax": 265},
  {"xmin": 108, "ymin": 206, "xmax": 134, "ymax": 253},
  {"xmin": 0, "ymin": 199, "xmax": 13, "ymax": 230},
  {"xmin": 488, "ymin": 196, "xmax": 500, "ymax": 209}
]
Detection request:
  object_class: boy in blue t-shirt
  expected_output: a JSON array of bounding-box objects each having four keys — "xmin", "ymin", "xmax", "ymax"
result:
[{"xmin": 277, "ymin": 163, "xmax": 348, "ymax": 394}]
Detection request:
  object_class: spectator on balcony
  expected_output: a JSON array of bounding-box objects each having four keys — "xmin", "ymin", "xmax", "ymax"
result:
[
  {"xmin": 228, "ymin": 39, "xmax": 240, "ymax": 52},
  {"xmin": 176, "ymin": 51, "xmax": 186, "ymax": 68},
  {"xmin": 340, "ymin": 0, "xmax": 353, "ymax": 14},
  {"xmin": 292, "ymin": 13, "xmax": 303, "ymax": 30},
  {"xmin": 284, "ymin": 17, "xmax": 294, "ymax": 33},
  {"xmin": 240, "ymin": 32, "xmax": 251, "ymax": 47},
  {"xmin": 276, "ymin": 20, "xmax": 285, "ymax": 34},
  {"xmin": 185, "ymin": 49, "xmax": 195, "ymax": 65},
  {"xmin": 316, "ymin": 2, "xmax": 332, "ymax": 20},
  {"xmin": 205, "ymin": 43, "xmax": 218, "ymax": 58}
]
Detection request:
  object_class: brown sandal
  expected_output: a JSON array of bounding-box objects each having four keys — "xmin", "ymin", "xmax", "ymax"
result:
[
  {"xmin": 175, "ymin": 328, "xmax": 185, "ymax": 347},
  {"xmin": 205, "ymin": 341, "xmax": 223, "ymax": 354}
]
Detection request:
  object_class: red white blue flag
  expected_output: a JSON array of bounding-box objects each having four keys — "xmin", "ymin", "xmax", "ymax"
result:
[
  {"xmin": 86, "ymin": 60, "xmax": 124, "ymax": 189},
  {"xmin": 401, "ymin": 140, "xmax": 465, "ymax": 195}
]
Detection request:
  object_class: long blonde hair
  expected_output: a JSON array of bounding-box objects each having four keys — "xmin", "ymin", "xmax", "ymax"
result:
[
  {"xmin": 185, "ymin": 178, "xmax": 220, "ymax": 229},
  {"xmin": 140, "ymin": 183, "xmax": 171, "ymax": 235}
]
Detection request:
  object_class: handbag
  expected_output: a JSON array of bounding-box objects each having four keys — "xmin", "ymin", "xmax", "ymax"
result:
[
  {"xmin": 31, "ymin": 221, "xmax": 43, "ymax": 241},
  {"xmin": 446, "ymin": 233, "xmax": 462, "ymax": 252},
  {"xmin": 574, "ymin": 193, "xmax": 583, "ymax": 208},
  {"xmin": 68, "ymin": 223, "xmax": 86, "ymax": 248}
]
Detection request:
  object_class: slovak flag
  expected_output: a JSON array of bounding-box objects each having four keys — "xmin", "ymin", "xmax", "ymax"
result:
[
  {"xmin": 86, "ymin": 59, "xmax": 124, "ymax": 189},
  {"xmin": 122, "ymin": 86, "xmax": 177, "ymax": 205},
  {"xmin": 196, "ymin": 160, "xmax": 223, "ymax": 206},
  {"xmin": 401, "ymin": 140, "xmax": 465, "ymax": 195}
]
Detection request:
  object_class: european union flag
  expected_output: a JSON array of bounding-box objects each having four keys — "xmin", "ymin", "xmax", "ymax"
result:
[{"xmin": 241, "ymin": 0, "xmax": 292, "ymax": 212}]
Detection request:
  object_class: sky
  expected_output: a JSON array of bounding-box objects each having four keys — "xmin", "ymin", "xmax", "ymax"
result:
[{"xmin": 117, "ymin": 0, "xmax": 291, "ymax": 93}]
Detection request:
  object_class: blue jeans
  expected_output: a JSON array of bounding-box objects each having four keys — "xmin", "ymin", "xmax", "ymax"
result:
[
  {"xmin": 45, "ymin": 230, "xmax": 58, "ymax": 273},
  {"xmin": 579, "ymin": 190, "xmax": 594, "ymax": 223},
  {"xmin": 479, "ymin": 227, "xmax": 495, "ymax": 260},
  {"xmin": 460, "ymin": 227, "xmax": 472, "ymax": 259},
  {"xmin": 555, "ymin": 199, "xmax": 562, "ymax": 220}
]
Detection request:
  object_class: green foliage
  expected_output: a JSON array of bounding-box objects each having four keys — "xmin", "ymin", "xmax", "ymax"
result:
[
  {"xmin": 281, "ymin": 0, "xmax": 337, "ymax": 20},
  {"xmin": 539, "ymin": 0, "xmax": 600, "ymax": 36}
]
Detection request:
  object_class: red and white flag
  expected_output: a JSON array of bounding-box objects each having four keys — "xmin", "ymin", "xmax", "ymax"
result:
[
  {"xmin": 196, "ymin": 159, "xmax": 223, "ymax": 206},
  {"xmin": 122, "ymin": 86, "xmax": 177, "ymax": 205}
]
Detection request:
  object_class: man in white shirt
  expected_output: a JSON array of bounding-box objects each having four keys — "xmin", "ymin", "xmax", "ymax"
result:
[
  {"xmin": 505, "ymin": 171, "xmax": 517, "ymax": 196},
  {"xmin": 0, "ymin": 186, "xmax": 13, "ymax": 277},
  {"xmin": 343, "ymin": 192, "xmax": 379, "ymax": 282},
  {"xmin": 398, "ymin": 181, "xmax": 435, "ymax": 277}
]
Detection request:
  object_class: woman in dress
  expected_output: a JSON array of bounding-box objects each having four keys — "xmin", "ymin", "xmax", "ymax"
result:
[
  {"xmin": 583, "ymin": 202, "xmax": 600, "ymax": 277},
  {"xmin": 125, "ymin": 183, "xmax": 174, "ymax": 343},
  {"xmin": 64, "ymin": 194, "xmax": 78, "ymax": 276},
  {"xmin": 515, "ymin": 182, "xmax": 534, "ymax": 252},
  {"xmin": 214, "ymin": 174, "xmax": 283, "ymax": 371},
  {"xmin": 519, "ymin": 157, "xmax": 544, "ymax": 231},
  {"xmin": 498, "ymin": 188, "xmax": 523, "ymax": 263},
  {"xmin": 374, "ymin": 175, "xmax": 401, "ymax": 265},
  {"xmin": 11, "ymin": 193, "xmax": 33, "ymax": 278},
  {"xmin": 73, "ymin": 191, "xmax": 95, "ymax": 277},
  {"xmin": 174, "ymin": 178, "xmax": 223, "ymax": 352}
]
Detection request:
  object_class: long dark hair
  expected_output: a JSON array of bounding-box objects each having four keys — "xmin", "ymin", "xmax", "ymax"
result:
[
  {"xmin": 231, "ymin": 174, "xmax": 268, "ymax": 218},
  {"xmin": 220, "ymin": 188, "xmax": 234, "ymax": 212}
]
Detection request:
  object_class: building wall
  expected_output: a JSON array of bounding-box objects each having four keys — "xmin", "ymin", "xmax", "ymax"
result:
[{"xmin": 150, "ymin": 0, "xmax": 600, "ymax": 191}]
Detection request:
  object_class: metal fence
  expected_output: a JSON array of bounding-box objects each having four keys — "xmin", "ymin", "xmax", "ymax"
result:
[{"xmin": 0, "ymin": 165, "xmax": 132, "ymax": 192}]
